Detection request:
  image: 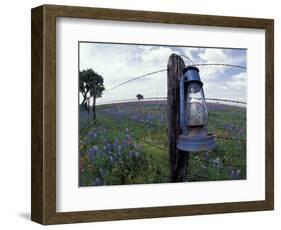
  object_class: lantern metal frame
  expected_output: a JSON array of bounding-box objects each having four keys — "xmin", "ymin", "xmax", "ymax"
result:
[{"xmin": 177, "ymin": 66, "xmax": 215, "ymax": 152}]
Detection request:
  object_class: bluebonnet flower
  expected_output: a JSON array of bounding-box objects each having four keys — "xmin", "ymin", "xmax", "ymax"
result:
[
  {"xmin": 227, "ymin": 166, "xmax": 233, "ymax": 175},
  {"xmin": 211, "ymin": 157, "xmax": 223, "ymax": 169},
  {"xmin": 128, "ymin": 151, "xmax": 134, "ymax": 158},
  {"xmin": 230, "ymin": 170, "xmax": 235, "ymax": 178},
  {"xmin": 88, "ymin": 130, "xmax": 97, "ymax": 139},
  {"xmin": 118, "ymin": 145, "xmax": 122, "ymax": 155},
  {"xmin": 109, "ymin": 156, "xmax": 114, "ymax": 164},
  {"xmin": 113, "ymin": 137, "xmax": 119, "ymax": 145},
  {"xmin": 201, "ymin": 165, "xmax": 208, "ymax": 174},
  {"xmin": 93, "ymin": 177, "xmax": 103, "ymax": 186},
  {"xmin": 99, "ymin": 168, "xmax": 105, "ymax": 178},
  {"xmin": 88, "ymin": 146, "xmax": 98, "ymax": 161},
  {"xmin": 128, "ymin": 151, "xmax": 139, "ymax": 159},
  {"xmin": 204, "ymin": 151, "xmax": 209, "ymax": 161},
  {"xmin": 234, "ymin": 169, "xmax": 241, "ymax": 179},
  {"xmin": 106, "ymin": 143, "xmax": 112, "ymax": 152}
]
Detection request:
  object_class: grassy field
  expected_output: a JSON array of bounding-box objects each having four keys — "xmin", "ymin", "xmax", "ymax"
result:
[{"xmin": 79, "ymin": 100, "xmax": 246, "ymax": 186}]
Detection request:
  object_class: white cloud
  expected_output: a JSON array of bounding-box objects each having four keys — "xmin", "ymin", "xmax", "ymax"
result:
[
  {"xmin": 204, "ymin": 71, "xmax": 247, "ymax": 102},
  {"xmin": 226, "ymin": 72, "xmax": 247, "ymax": 90},
  {"xmin": 198, "ymin": 48, "xmax": 228, "ymax": 63},
  {"xmin": 79, "ymin": 43, "xmax": 246, "ymax": 104},
  {"xmin": 141, "ymin": 46, "xmax": 177, "ymax": 65},
  {"xmin": 197, "ymin": 49, "xmax": 230, "ymax": 76}
]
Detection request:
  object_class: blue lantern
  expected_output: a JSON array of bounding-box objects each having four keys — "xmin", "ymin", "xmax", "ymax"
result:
[{"xmin": 177, "ymin": 66, "xmax": 215, "ymax": 152}]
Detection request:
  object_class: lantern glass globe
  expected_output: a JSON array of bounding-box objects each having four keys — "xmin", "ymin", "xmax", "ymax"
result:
[{"xmin": 185, "ymin": 82, "xmax": 208, "ymax": 127}]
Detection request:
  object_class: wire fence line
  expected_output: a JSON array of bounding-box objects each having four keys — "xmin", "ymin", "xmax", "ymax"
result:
[
  {"xmin": 103, "ymin": 69, "xmax": 167, "ymax": 93},
  {"xmin": 97, "ymin": 97, "xmax": 246, "ymax": 106},
  {"xmin": 190, "ymin": 63, "xmax": 247, "ymax": 69},
  {"xmin": 188, "ymin": 172, "xmax": 209, "ymax": 180},
  {"xmin": 97, "ymin": 97, "xmax": 167, "ymax": 105},
  {"xmin": 205, "ymin": 98, "xmax": 246, "ymax": 105},
  {"xmin": 189, "ymin": 156, "xmax": 245, "ymax": 168},
  {"xmin": 102, "ymin": 62, "xmax": 246, "ymax": 94}
]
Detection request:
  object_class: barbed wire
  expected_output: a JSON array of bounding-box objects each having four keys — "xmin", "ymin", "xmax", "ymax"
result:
[
  {"xmin": 97, "ymin": 97, "xmax": 167, "ymax": 105},
  {"xmin": 189, "ymin": 156, "xmax": 245, "ymax": 168},
  {"xmin": 206, "ymin": 98, "xmax": 246, "ymax": 105},
  {"xmin": 103, "ymin": 69, "xmax": 167, "ymax": 93},
  {"xmin": 215, "ymin": 135, "xmax": 246, "ymax": 142},
  {"xmin": 188, "ymin": 172, "xmax": 209, "ymax": 180},
  {"xmin": 102, "ymin": 62, "xmax": 246, "ymax": 94},
  {"xmin": 97, "ymin": 97, "xmax": 246, "ymax": 106},
  {"xmin": 190, "ymin": 63, "xmax": 247, "ymax": 69}
]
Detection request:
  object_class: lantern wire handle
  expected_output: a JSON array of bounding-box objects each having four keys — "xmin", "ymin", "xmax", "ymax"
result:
[{"xmin": 180, "ymin": 55, "xmax": 194, "ymax": 65}]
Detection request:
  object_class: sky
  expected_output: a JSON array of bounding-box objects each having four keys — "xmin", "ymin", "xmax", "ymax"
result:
[{"xmin": 79, "ymin": 42, "xmax": 247, "ymax": 104}]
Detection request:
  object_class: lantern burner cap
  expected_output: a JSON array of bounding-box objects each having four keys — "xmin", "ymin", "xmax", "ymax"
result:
[
  {"xmin": 183, "ymin": 66, "xmax": 203, "ymax": 86},
  {"xmin": 177, "ymin": 132, "xmax": 215, "ymax": 152},
  {"xmin": 184, "ymin": 66, "xmax": 199, "ymax": 73}
]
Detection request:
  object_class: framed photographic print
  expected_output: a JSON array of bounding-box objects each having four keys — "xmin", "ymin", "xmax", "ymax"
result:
[{"xmin": 31, "ymin": 4, "xmax": 274, "ymax": 225}]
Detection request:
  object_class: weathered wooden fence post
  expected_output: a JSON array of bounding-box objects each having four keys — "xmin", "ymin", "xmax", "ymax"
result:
[{"xmin": 167, "ymin": 53, "xmax": 189, "ymax": 182}]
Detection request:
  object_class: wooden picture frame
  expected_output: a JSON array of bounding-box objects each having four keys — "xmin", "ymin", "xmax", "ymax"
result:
[{"xmin": 31, "ymin": 4, "xmax": 274, "ymax": 225}]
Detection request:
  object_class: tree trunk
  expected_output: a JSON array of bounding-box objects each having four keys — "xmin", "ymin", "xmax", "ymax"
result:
[
  {"xmin": 167, "ymin": 54, "xmax": 189, "ymax": 182},
  {"xmin": 87, "ymin": 98, "xmax": 90, "ymax": 114},
  {"xmin": 81, "ymin": 95, "xmax": 87, "ymax": 106},
  {"xmin": 81, "ymin": 90, "xmax": 88, "ymax": 105},
  {"xmin": 93, "ymin": 95, "xmax": 96, "ymax": 122}
]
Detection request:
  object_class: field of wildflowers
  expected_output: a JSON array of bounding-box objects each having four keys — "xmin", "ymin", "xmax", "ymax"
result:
[{"xmin": 79, "ymin": 101, "xmax": 246, "ymax": 186}]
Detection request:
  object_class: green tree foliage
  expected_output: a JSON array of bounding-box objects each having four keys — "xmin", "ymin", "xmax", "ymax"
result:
[
  {"xmin": 136, "ymin": 94, "xmax": 144, "ymax": 101},
  {"xmin": 79, "ymin": 69, "xmax": 105, "ymax": 120}
]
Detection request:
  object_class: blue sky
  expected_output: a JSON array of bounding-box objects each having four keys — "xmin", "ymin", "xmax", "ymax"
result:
[{"xmin": 79, "ymin": 42, "xmax": 247, "ymax": 104}]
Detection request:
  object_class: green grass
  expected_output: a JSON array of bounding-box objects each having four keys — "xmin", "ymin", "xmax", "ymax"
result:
[{"xmin": 79, "ymin": 101, "xmax": 246, "ymax": 186}]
